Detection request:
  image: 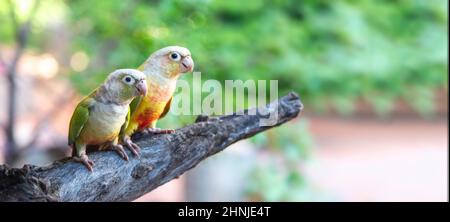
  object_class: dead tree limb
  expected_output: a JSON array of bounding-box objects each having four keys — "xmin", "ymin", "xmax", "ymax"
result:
[{"xmin": 0, "ymin": 92, "xmax": 303, "ymax": 202}]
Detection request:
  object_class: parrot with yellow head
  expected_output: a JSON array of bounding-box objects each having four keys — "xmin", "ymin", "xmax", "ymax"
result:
[{"xmin": 120, "ymin": 46, "xmax": 194, "ymax": 151}]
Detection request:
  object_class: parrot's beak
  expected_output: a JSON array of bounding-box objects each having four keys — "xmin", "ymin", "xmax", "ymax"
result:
[
  {"xmin": 136, "ymin": 80, "xmax": 148, "ymax": 96},
  {"xmin": 180, "ymin": 56, "xmax": 194, "ymax": 73}
]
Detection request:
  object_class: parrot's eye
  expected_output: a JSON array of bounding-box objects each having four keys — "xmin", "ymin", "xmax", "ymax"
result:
[
  {"xmin": 122, "ymin": 76, "xmax": 135, "ymax": 85},
  {"xmin": 170, "ymin": 52, "xmax": 181, "ymax": 61}
]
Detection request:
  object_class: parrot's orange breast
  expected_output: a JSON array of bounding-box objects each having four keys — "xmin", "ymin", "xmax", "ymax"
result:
[{"xmin": 132, "ymin": 81, "xmax": 175, "ymax": 129}]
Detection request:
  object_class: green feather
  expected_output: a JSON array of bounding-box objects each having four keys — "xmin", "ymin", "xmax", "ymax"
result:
[
  {"xmin": 159, "ymin": 96, "xmax": 172, "ymax": 119},
  {"xmin": 129, "ymin": 96, "xmax": 142, "ymax": 117},
  {"xmin": 119, "ymin": 107, "xmax": 131, "ymax": 142},
  {"xmin": 68, "ymin": 97, "xmax": 95, "ymax": 146}
]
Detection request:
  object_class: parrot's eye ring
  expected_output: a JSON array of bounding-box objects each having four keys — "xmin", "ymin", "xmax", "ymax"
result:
[
  {"xmin": 170, "ymin": 52, "xmax": 181, "ymax": 61},
  {"xmin": 123, "ymin": 76, "xmax": 135, "ymax": 85}
]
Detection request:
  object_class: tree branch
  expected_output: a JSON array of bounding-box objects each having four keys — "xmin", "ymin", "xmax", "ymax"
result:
[{"xmin": 0, "ymin": 92, "xmax": 303, "ymax": 202}]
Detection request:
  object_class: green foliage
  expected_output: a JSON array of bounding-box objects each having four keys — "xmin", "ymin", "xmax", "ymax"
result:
[
  {"xmin": 1, "ymin": 0, "xmax": 447, "ymax": 115},
  {"xmin": 247, "ymin": 163, "xmax": 324, "ymax": 201},
  {"xmin": 252, "ymin": 120, "xmax": 312, "ymax": 163},
  {"xmin": 61, "ymin": 0, "xmax": 448, "ymax": 117},
  {"xmin": 248, "ymin": 120, "xmax": 315, "ymax": 201}
]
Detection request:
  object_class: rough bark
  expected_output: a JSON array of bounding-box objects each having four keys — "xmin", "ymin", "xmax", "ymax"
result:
[{"xmin": 0, "ymin": 92, "xmax": 303, "ymax": 202}]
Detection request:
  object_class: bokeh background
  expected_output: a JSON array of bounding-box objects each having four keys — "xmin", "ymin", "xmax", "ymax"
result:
[{"xmin": 0, "ymin": 0, "xmax": 448, "ymax": 201}]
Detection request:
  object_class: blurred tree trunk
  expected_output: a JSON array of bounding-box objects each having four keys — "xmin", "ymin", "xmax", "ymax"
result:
[{"xmin": 2, "ymin": 0, "xmax": 40, "ymax": 164}]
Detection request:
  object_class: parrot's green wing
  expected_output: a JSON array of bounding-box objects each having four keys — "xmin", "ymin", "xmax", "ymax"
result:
[
  {"xmin": 68, "ymin": 98, "xmax": 94, "ymax": 145},
  {"xmin": 159, "ymin": 96, "xmax": 172, "ymax": 119},
  {"xmin": 129, "ymin": 95, "xmax": 143, "ymax": 116},
  {"xmin": 119, "ymin": 107, "xmax": 131, "ymax": 141}
]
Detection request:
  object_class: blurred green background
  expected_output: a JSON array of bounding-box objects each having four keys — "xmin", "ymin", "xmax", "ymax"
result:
[{"xmin": 0, "ymin": 0, "xmax": 447, "ymax": 201}]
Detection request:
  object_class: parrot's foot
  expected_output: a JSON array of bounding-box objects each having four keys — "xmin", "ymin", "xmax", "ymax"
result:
[
  {"xmin": 143, "ymin": 127, "xmax": 175, "ymax": 134},
  {"xmin": 73, "ymin": 154, "xmax": 94, "ymax": 172},
  {"xmin": 123, "ymin": 136, "xmax": 141, "ymax": 158},
  {"xmin": 108, "ymin": 144, "xmax": 129, "ymax": 161}
]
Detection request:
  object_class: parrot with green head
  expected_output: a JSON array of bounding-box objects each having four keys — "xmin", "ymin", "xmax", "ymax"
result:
[
  {"xmin": 68, "ymin": 69, "xmax": 148, "ymax": 171},
  {"xmin": 120, "ymin": 46, "xmax": 194, "ymax": 151}
]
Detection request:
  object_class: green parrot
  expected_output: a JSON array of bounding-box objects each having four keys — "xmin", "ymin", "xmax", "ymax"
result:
[{"xmin": 68, "ymin": 69, "xmax": 148, "ymax": 171}]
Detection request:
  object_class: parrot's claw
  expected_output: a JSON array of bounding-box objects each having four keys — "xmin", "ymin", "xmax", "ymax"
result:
[
  {"xmin": 109, "ymin": 144, "xmax": 129, "ymax": 161},
  {"xmin": 123, "ymin": 137, "xmax": 141, "ymax": 158},
  {"xmin": 74, "ymin": 154, "xmax": 94, "ymax": 172},
  {"xmin": 143, "ymin": 128, "xmax": 175, "ymax": 134}
]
